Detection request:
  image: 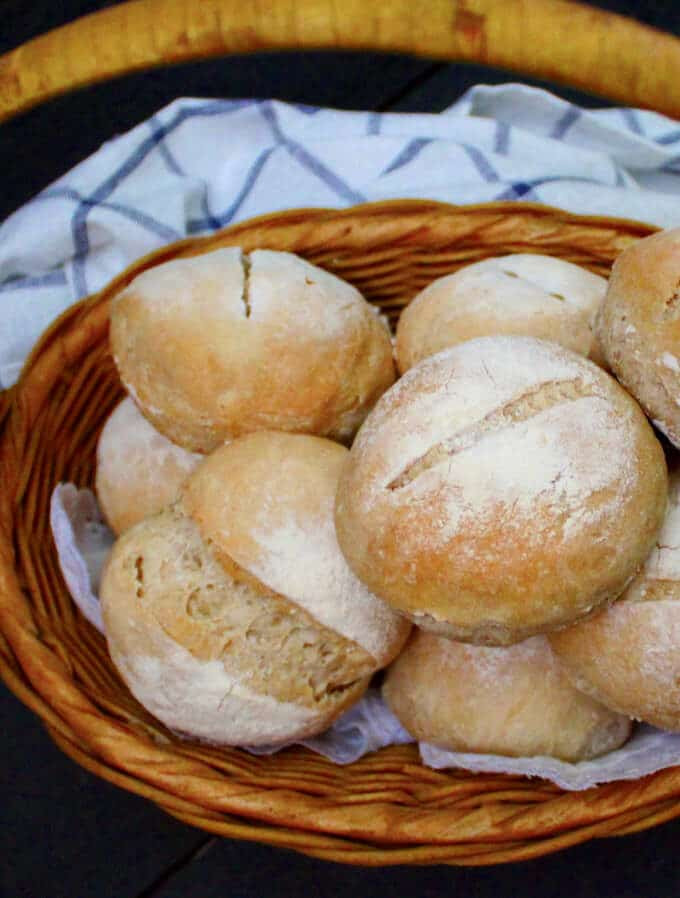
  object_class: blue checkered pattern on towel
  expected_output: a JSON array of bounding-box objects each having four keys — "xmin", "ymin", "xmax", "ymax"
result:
[{"xmin": 1, "ymin": 83, "xmax": 680, "ymax": 388}]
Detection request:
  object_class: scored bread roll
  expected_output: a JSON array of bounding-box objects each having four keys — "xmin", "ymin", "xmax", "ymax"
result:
[
  {"xmin": 181, "ymin": 432, "xmax": 411, "ymax": 669},
  {"xmin": 383, "ymin": 630, "xmax": 631, "ymax": 761},
  {"xmin": 396, "ymin": 254, "xmax": 607, "ymax": 374},
  {"xmin": 550, "ymin": 468, "xmax": 680, "ymax": 730},
  {"xmin": 96, "ymin": 397, "xmax": 202, "ymax": 534},
  {"xmin": 101, "ymin": 507, "xmax": 371, "ymax": 745},
  {"xmin": 597, "ymin": 227, "xmax": 680, "ymax": 447},
  {"xmin": 109, "ymin": 248, "xmax": 395, "ymax": 452},
  {"xmin": 100, "ymin": 432, "xmax": 410, "ymax": 746},
  {"xmin": 335, "ymin": 336, "xmax": 667, "ymax": 645}
]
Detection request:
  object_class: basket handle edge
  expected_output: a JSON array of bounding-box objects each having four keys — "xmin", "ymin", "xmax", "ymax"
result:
[{"xmin": 1, "ymin": 0, "xmax": 679, "ymax": 123}]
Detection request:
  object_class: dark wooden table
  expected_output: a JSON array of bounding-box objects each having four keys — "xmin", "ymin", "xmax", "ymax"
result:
[{"xmin": 3, "ymin": 3, "xmax": 680, "ymax": 895}]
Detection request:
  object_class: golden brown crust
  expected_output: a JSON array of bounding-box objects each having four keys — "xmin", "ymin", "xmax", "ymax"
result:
[
  {"xmin": 597, "ymin": 227, "xmax": 680, "ymax": 446},
  {"xmin": 109, "ymin": 248, "xmax": 395, "ymax": 452},
  {"xmin": 99, "ymin": 430, "xmax": 413, "ymax": 745},
  {"xmin": 335, "ymin": 336, "xmax": 667, "ymax": 644},
  {"xmin": 550, "ymin": 469, "xmax": 680, "ymax": 730},
  {"xmin": 383, "ymin": 630, "xmax": 631, "ymax": 761},
  {"xmin": 550, "ymin": 602, "xmax": 680, "ymax": 731},
  {"xmin": 100, "ymin": 506, "xmax": 371, "ymax": 745},
  {"xmin": 182, "ymin": 432, "xmax": 411, "ymax": 666},
  {"xmin": 95, "ymin": 397, "xmax": 202, "ymax": 534},
  {"xmin": 396, "ymin": 254, "xmax": 606, "ymax": 374}
]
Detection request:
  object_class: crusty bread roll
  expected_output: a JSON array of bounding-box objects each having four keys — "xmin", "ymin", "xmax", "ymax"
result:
[
  {"xmin": 383, "ymin": 630, "xmax": 631, "ymax": 761},
  {"xmin": 396, "ymin": 254, "xmax": 607, "ymax": 373},
  {"xmin": 181, "ymin": 432, "xmax": 411, "ymax": 669},
  {"xmin": 597, "ymin": 227, "xmax": 680, "ymax": 447},
  {"xmin": 550, "ymin": 468, "xmax": 680, "ymax": 730},
  {"xmin": 100, "ymin": 432, "xmax": 410, "ymax": 746},
  {"xmin": 335, "ymin": 336, "xmax": 667, "ymax": 645},
  {"xmin": 109, "ymin": 248, "xmax": 395, "ymax": 452},
  {"xmin": 96, "ymin": 397, "xmax": 202, "ymax": 534}
]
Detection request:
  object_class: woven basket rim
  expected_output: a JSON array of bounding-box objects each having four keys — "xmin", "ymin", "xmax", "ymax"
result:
[
  {"xmin": 3, "ymin": 198, "xmax": 679, "ymax": 867},
  {"xmin": 11, "ymin": 199, "xmax": 659, "ymax": 396}
]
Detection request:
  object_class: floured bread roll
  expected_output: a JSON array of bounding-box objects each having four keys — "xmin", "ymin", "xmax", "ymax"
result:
[
  {"xmin": 96, "ymin": 397, "xmax": 202, "ymax": 534},
  {"xmin": 597, "ymin": 228, "xmax": 680, "ymax": 447},
  {"xmin": 396, "ymin": 254, "xmax": 607, "ymax": 373},
  {"xmin": 109, "ymin": 248, "xmax": 395, "ymax": 452},
  {"xmin": 383, "ymin": 630, "xmax": 631, "ymax": 761},
  {"xmin": 335, "ymin": 336, "xmax": 667, "ymax": 645},
  {"xmin": 100, "ymin": 432, "xmax": 410, "ymax": 746},
  {"xmin": 182, "ymin": 432, "xmax": 411, "ymax": 669},
  {"xmin": 551, "ymin": 469, "xmax": 680, "ymax": 730}
]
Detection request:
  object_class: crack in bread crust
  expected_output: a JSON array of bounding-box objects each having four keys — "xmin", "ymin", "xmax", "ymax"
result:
[
  {"xmin": 388, "ymin": 378, "xmax": 596, "ymax": 490},
  {"xmin": 130, "ymin": 508, "xmax": 375, "ymax": 710},
  {"xmin": 240, "ymin": 251, "xmax": 252, "ymax": 318},
  {"xmin": 662, "ymin": 277, "xmax": 680, "ymax": 320}
]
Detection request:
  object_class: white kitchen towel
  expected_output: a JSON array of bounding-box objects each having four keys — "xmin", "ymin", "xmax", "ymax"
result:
[{"xmin": 1, "ymin": 83, "xmax": 680, "ymax": 388}]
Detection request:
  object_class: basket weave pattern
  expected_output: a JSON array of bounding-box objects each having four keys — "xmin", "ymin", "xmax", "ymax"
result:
[{"xmin": 3, "ymin": 200, "xmax": 679, "ymax": 866}]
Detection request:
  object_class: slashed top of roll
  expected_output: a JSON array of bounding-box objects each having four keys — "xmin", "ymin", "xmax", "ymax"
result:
[
  {"xmin": 352, "ymin": 336, "xmax": 636, "ymax": 539},
  {"xmin": 335, "ymin": 335, "xmax": 667, "ymax": 642},
  {"xmin": 100, "ymin": 506, "xmax": 371, "ymax": 745},
  {"xmin": 110, "ymin": 248, "xmax": 395, "ymax": 451},
  {"xmin": 182, "ymin": 432, "xmax": 410, "ymax": 664},
  {"xmin": 396, "ymin": 254, "xmax": 607, "ymax": 373},
  {"xmin": 485, "ymin": 254, "xmax": 606, "ymax": 313}
]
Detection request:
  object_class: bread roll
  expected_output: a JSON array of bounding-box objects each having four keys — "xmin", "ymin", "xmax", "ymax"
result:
[
  {"xmin": 96, "ymin": 397, "xmax": 202, "ymax": 534},
  {"xmin": 396, "ymin": 254, "xmax": 607, "ymax": 373},
  {"xmin": 597, "ymin": 227, "xmax": 680, "ymax": 447},
  {"xmin": 383, "ymin": 630, "xmax": 631, "ymax": 761},
  {"xmin": 335, "ymin": 336, "xmax": 667, "ymax": 645},
  {"xmin": 109, "ymin": 248, "xmax": 395, "ymax": 452},
  {"xmin": 181, "ymin": 432, "xmax": 411, "ymax": 669},
  {"xmin": 100, "ymin": 433, "xmax": 410, "ymax": 746},
  {"xmin": 550, "ymin": 469, "xmax": 680, "ymax": 730}
]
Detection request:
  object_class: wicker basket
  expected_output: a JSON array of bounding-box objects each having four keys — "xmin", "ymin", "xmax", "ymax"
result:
[{"xmin": 2, "ymin": 0, "xmax": 680, "ymax": 868}]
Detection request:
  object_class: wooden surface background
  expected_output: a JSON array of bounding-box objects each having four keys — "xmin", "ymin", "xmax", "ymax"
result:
[{"xmin": 2, "ymin": 1, "xmax": 680, "ymax": 896}]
